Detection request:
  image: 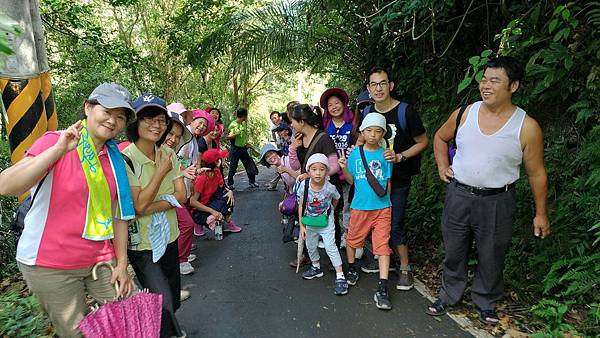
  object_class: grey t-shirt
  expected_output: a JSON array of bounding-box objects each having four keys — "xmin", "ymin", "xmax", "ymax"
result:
[{"xmin": 296, "ymin": 180, "xmax": 340, "ymax": 217}]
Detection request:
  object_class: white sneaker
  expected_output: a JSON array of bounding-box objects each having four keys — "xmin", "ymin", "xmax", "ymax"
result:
[
  {"xmin": 187, "ymin": 254, "xmax": 197, "ymax": 263},
  {"xmin": 355, "ymin": 247, "xmax": 364, "ymax": 259},
  {"xmin": 179, "ymin": 262, "xmax": 194, "ymax": 275},
  {"xmin": 180, "ymin": 289, "xmax": 191, "ymax": 301},
  {"xmin": 318, "ymin": 240, "xmax": 325, "ymax": 249}
]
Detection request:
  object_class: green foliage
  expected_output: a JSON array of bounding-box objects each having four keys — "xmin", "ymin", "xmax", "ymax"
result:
[
  {"xmin": 0, "ymin": 14, "xmax": 20, "ymax": 56},
  {"xmin": 0, "ymin": 138, "xmax": 18, "ymax": 280},
  {"xmin": 0, "ymin": 281, "xmax": 53, "ymax": 337}
]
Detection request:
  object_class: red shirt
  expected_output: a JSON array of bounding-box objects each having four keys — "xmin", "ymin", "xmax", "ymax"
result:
[{"xmin": 193, "ymin": 169, "xmax": 224, "ymax": 205}]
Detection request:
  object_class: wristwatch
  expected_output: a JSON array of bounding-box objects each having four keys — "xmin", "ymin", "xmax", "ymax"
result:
[{"xmin": 397, "ymin": 153, "xmax": 406, "ymax": 163}]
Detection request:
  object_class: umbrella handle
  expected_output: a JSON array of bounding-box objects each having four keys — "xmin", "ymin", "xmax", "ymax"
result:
[{"xmin": 91, "ymin": 261, "xmax": 120, "ymax": 296}]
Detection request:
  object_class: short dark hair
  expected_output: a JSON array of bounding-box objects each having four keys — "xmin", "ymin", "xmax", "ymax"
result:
[
  {"xmin": 236, "ymin": 107, "xmax": 248, "ymax": 118},
  {"xmin": 366, "ymin": 66, "xmax": 393, "ymax": 84},
  {"xmin": 280, "ymin": 112, "xmax": 291, "ymax": 124},
  {"xmin": 126, "ymin": 107, "xmax": 172, "ymax": 146},
  {"xmin": 269, "ymin": 111, "xmax": 280, "ymax": 119},
  {"xmin": 484, "ymin": 56, "xmax": 524, "ymax": 86}
]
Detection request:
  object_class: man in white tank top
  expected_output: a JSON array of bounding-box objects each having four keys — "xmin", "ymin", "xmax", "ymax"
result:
[{"xmin": 426, "ymin": 57, "xmax": 550, "ymax": 325}]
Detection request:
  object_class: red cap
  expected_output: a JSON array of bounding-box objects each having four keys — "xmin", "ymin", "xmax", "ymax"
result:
[{"xmin": 201, "ymin": 148, "xmax": 229, "ymax": 165}]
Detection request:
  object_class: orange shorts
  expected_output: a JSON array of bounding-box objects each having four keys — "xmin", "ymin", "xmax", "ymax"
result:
[{"xmin": 347, "ymin": 208, "xmax": 392, "ymax": 256}]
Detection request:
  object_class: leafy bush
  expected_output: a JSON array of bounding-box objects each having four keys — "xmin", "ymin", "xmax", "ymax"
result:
[{"xmin": 0, "ymin": 280, "xmax": 53, "ymax": 337}]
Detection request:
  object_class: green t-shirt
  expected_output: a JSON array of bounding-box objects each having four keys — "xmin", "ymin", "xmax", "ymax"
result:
[
  {"xmin": 123, "ymin": 144, "xmax": 182, "ymax": 251},
  {"xmin": 228, "ymin": 119, "xmax": 248, "ymax": 147}
]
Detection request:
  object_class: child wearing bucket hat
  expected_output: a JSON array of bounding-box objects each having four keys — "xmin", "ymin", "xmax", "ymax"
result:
[
  {"xmin": 189, "ymin": 148, "xmax": 241, "ymax": 234},
  {"xmin": 339, "ymin": 112, "xmax": 395, "ymax": 311},
  {"xmin": 297, "ymin": 153, "xmax": 348, "ymax": 296}
]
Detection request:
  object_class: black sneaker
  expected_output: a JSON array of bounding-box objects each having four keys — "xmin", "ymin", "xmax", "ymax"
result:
[
  {"xmin": 302, "ymin": 265, "xmax": 324, "ymax": 280},
  {"xmin": 248, "ymin": 182, "xmax": 259, "ymax": 188},
  {"xmin": 334, "ymin": 278, "xmax": 348, "ymax": 295},
  {"xmin": 361, "ymin": 260, "xmax": 397, "ymax": 273},
  {"xmin": 373, "ymin": 290, "xmax": 392, "ymax": 310},
  {"xmin": 346, "ymin": 268, "xmax": 360, "ymax": 286}
]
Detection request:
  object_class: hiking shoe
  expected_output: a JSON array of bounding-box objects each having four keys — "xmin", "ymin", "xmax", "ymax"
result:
[
  {"xmin": 248, "ymin": 182, "xmax": 259, "ymax": 188},
  {"xmin": 396, "ymin": 269, "xmax": 414, "ymax": 290},
  {"xmin": 374, "ymin": 290, "xmax": 392, "ymax": 310},
  {"xmin": 193, "ymin": 224, "xmax": 206, "ymax": 237},
  {"xmin": 224, "ymin": 220, "xmax": 242, "ymax": 233},
  {"xmin": 361, "ymin": 260, "xmax": 396, "ymax": 273},
  {"xmin": 355, "ymin": 247, "xmax": 364, "ymax": 259},
  {"xmin": 302, "ymin": 266, "xmax": 324, "ymax": 280},
  {"xmin": 334, "ymin": 278, "xmax": 349, "ymax": 295},
  {"xmin": 266, "ymin": 182, "xmax": 278, "ymax": 191},
  {"xmin": 187, "ymin": 254, "xmax": 197, "ymax": 263},
  {"xmin": 346, "ymin": 268, "xmax": 360, "ymax": 286},
  {"xmin": 179, "ymin": 262, "xmax": 195, "ymax": 275}
]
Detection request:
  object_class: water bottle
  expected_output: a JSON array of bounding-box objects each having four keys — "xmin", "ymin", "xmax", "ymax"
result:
[{"xmin": 214, "ymin": 221, "xmax": 223, "ymax": 241}]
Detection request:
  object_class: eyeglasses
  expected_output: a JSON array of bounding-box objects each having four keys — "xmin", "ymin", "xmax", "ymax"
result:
[
  {"xmin": 141, "ymin": 116, "xmax": 169, "ymax": 126},
  {"xmin": 368, "ymin": 81, "xmax": 390, "ymax": 90}
]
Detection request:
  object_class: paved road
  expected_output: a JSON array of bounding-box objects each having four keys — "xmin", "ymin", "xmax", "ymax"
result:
[{"xmin": 178, "ymin": 168, "xmax": 472, "ymax": 338}]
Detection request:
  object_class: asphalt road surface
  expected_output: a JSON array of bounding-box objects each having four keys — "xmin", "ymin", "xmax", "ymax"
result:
[{"xmin": 178, "ymin": 168, "xmax": 472, "ymax": 338}]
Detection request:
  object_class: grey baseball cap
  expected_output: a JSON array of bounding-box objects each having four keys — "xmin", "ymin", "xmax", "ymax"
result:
[
  {"xmin": 258, "ymin": 143, "xmax": 282, "ymax": 166},
  {"xmin": 88, "ymin": 83, "xmax": 135, "ymax": 121}
]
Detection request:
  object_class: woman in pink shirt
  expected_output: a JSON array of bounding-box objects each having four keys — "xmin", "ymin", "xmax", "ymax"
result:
[{"xmin": 0, "ymin": 83, "xmax": 136, "ymax": 337}]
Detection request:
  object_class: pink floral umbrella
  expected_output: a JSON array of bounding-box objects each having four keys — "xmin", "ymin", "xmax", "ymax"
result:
[{"xmin": 79, "ymin": 261, "xmax": 162, "ymax": 338}]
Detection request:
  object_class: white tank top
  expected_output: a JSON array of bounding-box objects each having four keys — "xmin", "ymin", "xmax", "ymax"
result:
[{"xmin": 453, "ymin": 101, "xmax": 525, "ymax": 188}]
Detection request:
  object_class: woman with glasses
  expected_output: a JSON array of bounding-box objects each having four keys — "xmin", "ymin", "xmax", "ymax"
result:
[{"xmin": 122, "ymin": 94, "xmax": 188, "ymax": 338}]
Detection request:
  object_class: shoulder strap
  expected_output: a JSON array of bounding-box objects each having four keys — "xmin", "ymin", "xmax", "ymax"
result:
[
  {"xmin": 362, "ymin": 104, "xmax": 372, "ymax": 118},
  {"xmin": 397, "ymin": 102, "xmax": 408, "ymax": 132},
  {"xmin": 301, "ymin": 132, "xmax": 325, "ymax": 171},
  {"xmin": 301, "ymin": 178, "xmax": 310, "ymax": 216},
  {"xmin": 359, "ymin": 146, "xmax": 387, "ymax": 197},
  {"xmin": 30, "ymin": 173, "xmax": 49, "ymax": 206},
  {"xmin": 453, "ymin": 104, "xmax": 468, "ymax": 142},
  {"xmin": 122, "ymin": 153, "xmax": 134, "ymax": 172}
]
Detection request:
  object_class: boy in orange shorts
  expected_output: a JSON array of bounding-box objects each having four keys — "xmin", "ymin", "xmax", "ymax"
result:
[{"xmin": 339, "ymin": 112, "xmax": 394, "ymax": 310}]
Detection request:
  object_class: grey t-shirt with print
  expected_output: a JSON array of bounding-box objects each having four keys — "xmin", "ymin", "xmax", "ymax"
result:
[{"xmin": 296, "ymin": 179, "xmax": 340, "ymax": 217}]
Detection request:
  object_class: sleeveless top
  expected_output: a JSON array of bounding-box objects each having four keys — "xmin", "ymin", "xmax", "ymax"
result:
[{"xmin": 453, "ymin": 101, "xmax": 526, "ymax": 188}]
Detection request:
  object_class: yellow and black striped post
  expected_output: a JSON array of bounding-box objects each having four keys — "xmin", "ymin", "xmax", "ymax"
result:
[
  {"xmin": 0, "ymin": 76, "xmax": 48, "ymax": 165},
  {"xmin": 40, "ymin": 71, "xmax": 57, "ymax": 131}
]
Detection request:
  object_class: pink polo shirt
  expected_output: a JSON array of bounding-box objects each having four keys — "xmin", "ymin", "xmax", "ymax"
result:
[{"xmin": 16, "ymin": 132, "xmax": 118, "ymax": 269}]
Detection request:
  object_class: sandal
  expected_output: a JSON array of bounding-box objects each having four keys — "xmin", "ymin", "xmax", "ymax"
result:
[
  {"xmin": 425, "ymin": 299, "xmax": 452, "ymax": 316},
  {"xmin": 479, "ymin": 309, "xmax": 500, "ymax": 325}
]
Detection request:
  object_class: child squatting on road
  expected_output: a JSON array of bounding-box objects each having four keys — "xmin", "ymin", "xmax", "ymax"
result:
[
  {"xmin": 339, "ymin": 112, "xmax": 395, "ymax": 310},
  {"xmin": 297, "ymin": 153, "xmax": 349, "ymax": 296}
]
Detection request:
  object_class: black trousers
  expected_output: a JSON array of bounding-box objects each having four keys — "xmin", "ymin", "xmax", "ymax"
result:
[
  {"xmin": 438, "ymin": 181, "xmax": 516, "ymax": 311},
  {"xmin": 129, "ymin": 241, "xmax": 183, "ymax": 338},
  {"xmin": 227, "ymin": 145, "xmax": 257, "ymax": 186}
]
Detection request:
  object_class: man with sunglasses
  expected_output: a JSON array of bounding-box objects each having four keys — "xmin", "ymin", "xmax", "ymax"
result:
[{"xmin": 359, "ymin": 67, "xmax": 428, "ymax": 292}]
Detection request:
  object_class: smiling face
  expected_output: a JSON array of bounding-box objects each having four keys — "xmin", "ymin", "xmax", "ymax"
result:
[
  {"xmin": 209, "ymin": 109, "xmax": 220, "ymax": 122},
  {"xmin": 138, "ymin": 112, "xmax": 169, "ymax": 143},
  {"xmin": 309, "ymin": 162, "xmax": 327, "ymax": 183},
  {"xmin": 190, "ymin": 117, "xmax": 208, "ymax": 136},
  {"xmin": 164, "ymin": 122, "xmax": 183, "ymax": 150},
  {"xmin": 85, "ymin": 103, "xmax": 127, "ymax": 143},
  {"xmin": 327, "ymin": 96, "xmax": 344, "ymax": 118},
  {"xmin": 265, "ymin": 150, "xmax": 281, "ymax": 167},
  {"xmin": 367, "ymin": 71, "xmax": 394, "ymax": 103},
  {"xmin": 479, "ymin": 67, "xmax": 518, "ymax": 106}
]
